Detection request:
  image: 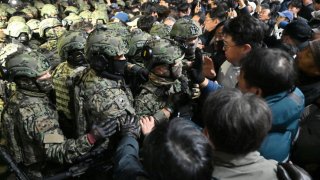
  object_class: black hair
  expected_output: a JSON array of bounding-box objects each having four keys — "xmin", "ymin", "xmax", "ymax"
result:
[
  {"xmin": 240, "ymin": 48, "xmax": 296, "ymax": 97},
  {"xmin": 143, "ymin": 118, "xmax": 214, "ymax": 180},
  {"xmin": 156, "ymin": 4, "xmax": 171, "ymax": 22},
  {"xmin": 141, "ymin": 2, "xmax": 157, "ymax": 15},
  {"xmin": 178, "ymin": 2, "xmax": 190, "ymax": 13},
  {"xmin": 207, "ymin": 5, "xmax": 227, "ymax": 22},
  {"xmin": 203, "ymin": 88, "xmax": 272, "ymax": 155},
  {"xmin": 289, "ymin": 0, "xmax": 302, "ymax": 9},
  {"xmin": 137, "ymin": 15, "xmax": 157, "ymax": 33},
  {"xmin": 223, "ymin": 14, "xmax": 264, "ymax": 49}
]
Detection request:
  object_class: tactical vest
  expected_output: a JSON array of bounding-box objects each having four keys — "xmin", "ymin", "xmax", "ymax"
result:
[{"xmin": 52, "ymin": 62, "xmax": 86, "ymax": 120}]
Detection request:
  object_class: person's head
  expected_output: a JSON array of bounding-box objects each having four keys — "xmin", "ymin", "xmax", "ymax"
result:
[
  {"xmin": 40, "ymin": 4, "xmax": 58, "ymax": 19},
  {"xmin": 156, "ymin": 4, "xmax": 171, "ymax": 22},
  {"xmin": 85, "ymin": 28, "xmax": 129, "ymax": 77},
  {"xmin": 6, "ymin": 51, "xmax": 53, "ymax": 93},
  {"xmin": 238, "ymin": 48, "xmax": 296, "ymax": 97},
  {"xmin": 170, "ymin": 18, "xmax": 202, "ymax": 59},
  {"xmin": 223, "ymin": 15, "xmax": 264, "ymax": 66},
  {"xmin": 204, "ymin": 6, "xmax": 226, "ymax": 32},
  {"xmin": 137, "ymin": 15, "xmax": 157, "ymax": 33},
  {"xmin": 282, "ymin": 20, "xmax": 313, "ymax": 49},
  {"xmin": 296, "ymin": 39, "xmax": 320, "ymax": 77},
  {"xmin": 57, "ymin": 30, "xmax": 88, "ymax": 67},
  {"xmin": 91, "ymin": 10, "xmax": 109, "ymax": 26},
  {"xmin": 212, "ymin": 21, "xmax": 225, "ymax": 51},
  {"xmin": 203, "ymin": 88, "xmax": 272, "ymax": 155},
  {"xmin": 192, "ymin": 13, "xmax": 205, "ymax": 28},
  {"xmin": 277, "ymin": 10, "xmax": 294, "ymax": 23},
  {"xmin": 313, "ymin": 0, "xmax": 320, "ymax": 10},
  {"xmin": 39, "ymin": 18, "xmax": 66, "ymax": 40},
  {"xmin": 127, "ymin": 28, "xmax": 151, "ymax": 64},
  {"xmin": 142, "ymin": 38, "xmax": 184, "ymax": 85},
  {"xmin": 288, "ymin": 0, "xmax": 302, "ymax": 15},
  {"xmin": 163, "ymin": 16, "xmax": 176, "ymax": 27},
  {"xmin": 258, "ymin": 4, "xmax": 271, "ymax": 22},
  {"xmin": 150, "ymin": 23, "xmax": 171, "ymax": 38},
  {"xmin": 143, "ymin": 118, "xmax": 214, "ymax": 180},
  {"xmin": 0, "ymin": 10, "xmax": 8, "ymax": 29},
  {"xmin": 4, "ymin": 21, "xmax": 32, "ymax": 45},
  {"xmin": 178, "ymin": 2, "xmax": 191, "ymax": 17}
]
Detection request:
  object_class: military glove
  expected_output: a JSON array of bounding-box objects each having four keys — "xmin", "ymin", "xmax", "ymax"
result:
[
  {"xmin": 120, "ymin": 115, "xmax": 140, "ymax": 139},
  {"xmin": 131, "ymin": 64, "xmax": 149, "ymax": 82},
  {"xmin": 190, "ymin": 48, "xmax": 205, "ymax": 84},
  {"xmin": 88, "ymin": 119, "xmax": 118, "ymax": 144}
]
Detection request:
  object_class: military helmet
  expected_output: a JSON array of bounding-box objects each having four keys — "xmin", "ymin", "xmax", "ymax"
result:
[
  {"xmin": 85, "ymin": 29, "xmax": 129, "ymax": 59},
  {"xmin": 170, "ymin": 18, "xmax": 202, "ymax": 41},
  {"xmin": 142, "ymin": 38, "xmax": 184, "ymax": 70},
  {"xmin": 57, "ymin": 30, "xmax": 87, "ymax": 60},
  {"xmin": 41, "ymin": 4, "xmax": 58, "ymax": 18},
  {"xmin": 0, "ymin": 3, "xmax": 16, "ymax": 15},
  {"xmin": 4, "ymin": 21, "xmax": 32, "ymax": 40},
  {"xmin": 91, "ymin": 10, "xmax": 109, "ymax": 25},
  {"xmin": 127, "ymin": 29, "xmax": 151, "ymax": 57},
  {"xmin": 27, "ymin": 19, "xmax": 40, "ymax": 34},
  {"xmin": 26, "ymin": 6, "xmax": 39, "ymax": 18},
  {"xmin": 64, "ymin": 6, "xmax": 79, "ymax": 15},
  {"xmin": 150, "ymin": 23, "xmax": 171, "ymax": 38},
  {"xmin": 79, "ymin": 10, "xmax": 92, "ymax": 21},
  {"xmin": 8, "ymin": 16, "xmax": 26, "ymax": 24},
  {"xmin": 6, "ymin": 51, "xmax": 50, "ymax": 80},
  {"xmin": 39, "ymin": 18, "xmax": 62, "ymax": 37},
  {"xmin": 34, "ymin": 0, "xmax": 45, "ymax": 11},
  {"xmin": 21, "ymin": 8, "xmax": 33, "ymax": 19},
  {"xmin": 63, "ymin": 14, "xmax": 83, "ymax": 27},
  {"xmin": 0, "ymin": 10, "xmax": 8, "ymax": 28}
]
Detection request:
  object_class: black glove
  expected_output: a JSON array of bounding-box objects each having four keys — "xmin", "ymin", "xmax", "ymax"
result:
[
  {"xmin": 89, "ymin": 119, "xmax": 118, "ymax": 142},
  {"xmin": 190, "ymin": 48, "xmax": 205, "ymax": 84},
  {"xmin": 168, "ymin": 92, "xmax": 193, "ymax": 118},
  {"xmin": 120, "ymin": 115, "xmax": 140, "ymax": 139},
  {"xmin": 131, "ymin": 65, "xmax": 149, "ymax": 82}
]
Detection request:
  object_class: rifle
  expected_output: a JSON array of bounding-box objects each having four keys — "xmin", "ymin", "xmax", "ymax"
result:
[
  {"xmin": 44, "ymin": 147, "xmax": 113, "ymax": 180},
  {"xmin": 0, "ymin": 145, "xmax": 29, "ymax": 180}
]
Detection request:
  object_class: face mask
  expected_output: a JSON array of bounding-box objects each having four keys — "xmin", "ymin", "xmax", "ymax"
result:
[
  {"xmin": 112, "ymin": 60, "xmax": 127, "ymax": 76},
  {"xmin": 68, "ymin": 50, "xmax": 87, "ymax": 67},
  {"xmin": 171, "ymin": 60, "xmax": 182, "ymax": 79},
  {"xmin": 18, "ymin": 33, "xmax": 29, "ymax": 44},
  {"xmin": 36, "ymin": 78, "xmax": 53, "ymax": 93}
]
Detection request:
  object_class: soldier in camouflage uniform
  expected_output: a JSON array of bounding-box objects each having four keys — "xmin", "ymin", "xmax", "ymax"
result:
[
  {"xmin": 38, "ymin": 18, "xmax": 66, "ymax": 68},
  {"xmin": 1, "ymin": 51, "xmax": 117, "ymax": 179},
  {"xmin": 134, "ymin": 38, "xmax": 187, "ymax": 123},
  {"xmin": 77, "ymin": 28, "xmax": 139, "ymax": 150},
  {"xmin": 52, "ymin": 30, "xmax": 88, "ymax": 138},
  {"xmin": 0, "ymin": 21, "xmax": 33, "ymax": 66}
]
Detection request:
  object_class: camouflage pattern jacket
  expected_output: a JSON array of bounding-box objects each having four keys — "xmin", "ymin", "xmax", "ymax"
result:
[
  {"xmin": 1, "ymin": 89, "xmax": 93, "ymax": 178},
  {"xmin": 77, "ymin": 69, "xmax": 135, "ymax": 147},
  {"xmin": 134, "ymin": 81, "xmax": 182, "ymax": 123}
]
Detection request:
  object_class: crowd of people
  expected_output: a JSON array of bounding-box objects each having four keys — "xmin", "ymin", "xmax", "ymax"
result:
[{"xmin": 0, "ymin": 0, "xmax": 319, "ymax": 179}]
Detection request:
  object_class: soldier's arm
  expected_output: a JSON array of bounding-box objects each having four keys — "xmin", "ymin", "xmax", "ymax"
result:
[{"xmin": 20, "ymin": 103, "xmax": 94, "ymax": 164}]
